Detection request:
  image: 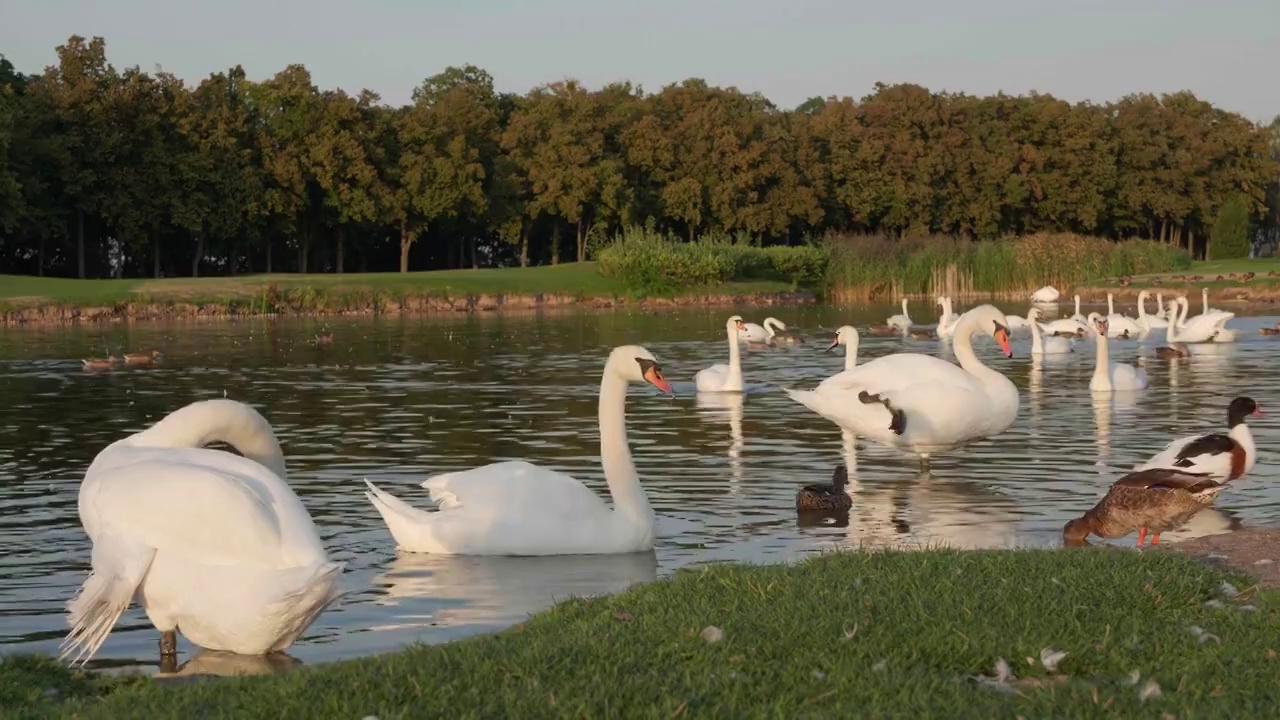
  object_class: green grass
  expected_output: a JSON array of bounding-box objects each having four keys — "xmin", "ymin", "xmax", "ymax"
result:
[
  {"xmin": 1078, "ymin": 256, "xmax": 1280, "ymax": 291},
  {"xmin": 0, "ymin": 263, "xmax": 797, "ymax": 313},
  {"xmin": 6, "ymin": 548, "xmax": 1277, "ymax": 719}
]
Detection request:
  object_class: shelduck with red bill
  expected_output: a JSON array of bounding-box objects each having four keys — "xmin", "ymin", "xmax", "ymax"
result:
[{"xmin": 1135, "ymin": 396, "xmax": 1261, "ymax": 484}]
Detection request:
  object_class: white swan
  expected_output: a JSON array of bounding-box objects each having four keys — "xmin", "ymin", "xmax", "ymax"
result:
[
  {"xmin": 886, "ymin": 299, "xmax": 912, "ymax": 330},
  {"xmin": 764, "ymin": 317, "xmax": 803, "ymax": 344},
  {"xmin": 937, "ymin": 297, "xmax": 960, "ymax": 338},
  {"xmin": 1087, "ymin": 314, "xmax": 1148, "ymax": 392},
  {"xmin": 1155, "ymin": 293, "xmax": 1168, "ymax": 320},
  {"xmin": 1202, "ymin": 288, "xmax": 1217, "ymax": 315},
  {"xmin": 1069, "ymin": 294, "xmax": 1087, "ymax": 324},
  {"xmin": 1028, "ymin": 307, "xmax": 1072, "ymax": 355},
  {"xmin": 1194, "ymin": 290, "xmax": 1237, "ymax": 341},
  {"xmin": 364, "ymin": 345, "xmax": 673, "ymax": 556},
  {"xmin": 1104, "ymin": 293, "xmax": 1144, "ymax": 338},
  {"xmin": 61, "ymin": 399, "xmax": 344, "ymax": 667},
  {"xmin": 1135, "ymin": 290, "xmax": 1168, "ymax": 330},
  {"xmin": 1031, "ymin": 286, "xmax": 1060, "ymax": 303},
  {"xmin": 1172, "ymin": 296, "xmax": 1233, "ymax": 343},
  {"xmin": 695, "ymin": 315, "xmax": 746, "ymax": 392},
  {"xmin": 1004, "ymin": 310, "xmax": 1030, "ymax": 332},
  {"xmin": 739, "ymin": 317, "xmax": 777, "ymax": 344},
  {"xmin": 824, "ymin": 325, "xmax": 860, "ymax": 373},
  {"xmin": 1038, "ymin": 315, "xmax": 1088, "ymax": 337},
  {"xmin": 785, "ymin": 304, "xmax": 1019, "ymax": 470}
]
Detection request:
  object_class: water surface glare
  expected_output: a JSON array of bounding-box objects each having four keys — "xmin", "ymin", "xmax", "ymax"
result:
[{"xmin": 1, "ymin": 300, "xmax": 1277, "ymax": 674}]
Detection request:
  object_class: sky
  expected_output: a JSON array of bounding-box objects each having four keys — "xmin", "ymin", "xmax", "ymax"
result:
[{"xmin": 2, "ymin": 0, "xmax": 1276, "ymax": 122}]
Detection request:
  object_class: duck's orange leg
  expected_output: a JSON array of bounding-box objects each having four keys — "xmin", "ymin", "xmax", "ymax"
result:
[
  {"xmin": 1150, "ymin": 533, "xmax": 1160, "ymax": 545},
  {"xmin": 1136, "ymin": 528, "xmax": 1148, "ymax": 547}
]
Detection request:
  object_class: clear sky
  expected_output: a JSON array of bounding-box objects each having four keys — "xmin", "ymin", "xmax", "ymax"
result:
[{"xmin": 2, "ymin": 0, "xmax": 1276, "ymax": 122}]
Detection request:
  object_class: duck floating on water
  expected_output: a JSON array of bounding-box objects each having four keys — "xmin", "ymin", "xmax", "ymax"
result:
[
  {"xmin": 796, "ymin": 465, "xmax": 853, "ymax": 512},
  {"xmin": 1135, "ymin": 396, "xmax": 1261, "ymax": 483}
]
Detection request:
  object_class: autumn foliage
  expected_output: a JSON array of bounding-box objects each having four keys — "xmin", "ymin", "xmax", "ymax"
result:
[{"xmin": 0, "ymin": 36, "xmax": 1276, "ymax": 282}]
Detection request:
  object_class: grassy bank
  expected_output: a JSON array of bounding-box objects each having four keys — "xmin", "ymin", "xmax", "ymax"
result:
[
  {"xmin": 0, "ymin": 264, "xmax": 803, "ymax": 323},
  {"xmin": 5, "ymin": 548, "xmax": 1276, "ymax": 718}
]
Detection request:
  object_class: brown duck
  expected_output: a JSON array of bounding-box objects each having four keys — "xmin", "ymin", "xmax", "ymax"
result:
[
  {"xmin": 1062, "ymin": 468, "xmax": 1226, "ymax": 547},
  {"xmin": 81, "ymin": 356, "xmax": 118, "ymax": 371},
  {"xmin": 796, "ymin": 464, "xmax": 853, "ymax": 512},
  {"xmin": 124, "ymin": 350, "xmax": 162, "ymax": 365}
]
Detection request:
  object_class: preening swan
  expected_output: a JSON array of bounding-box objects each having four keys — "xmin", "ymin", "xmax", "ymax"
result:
[
  {"xmin": 1104, "ymin": 293, "xmax": 1143, "ymax": 338},
  {"xmin": 1087, "ymin": 314, "xmax": 1148, "ymax": 392},
  {"xmin": 1170, "ymin": 296, "xmax": 1233, "ymax": 343},
  {"xmin": 61, "ymin": 399, "xmax": 344, "ymax": 666},
  {"xmin": 364, "ymin": 345, "xmax": 674, "ymax": 556},
  {"xmin": 695, "ymin": 315, "xmax": 747, "ymax": 392},
  {"xmin": 1135, "ymin": 396, "xmax": 1261, "ymax": 483},
  {"xmin": 785, "ymin": 304, "xmax": 1019, "ymax": 470},
  {"xmin": 886, "ymin": 299, "xmax": 912, "ymax": 330},
  {"xmin": 1028, "ymin": 307, "xmax": 1072, "ymax": 355}
]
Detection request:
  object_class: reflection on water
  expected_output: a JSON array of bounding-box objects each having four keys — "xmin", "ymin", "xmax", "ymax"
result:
[{"xmin": 0, "ymin": 301, "xmax": 1278, "ymax": 673}]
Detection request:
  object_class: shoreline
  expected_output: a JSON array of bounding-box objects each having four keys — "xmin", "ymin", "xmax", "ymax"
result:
[{"xmin": 4, "ymin": 276, "xmax": 1280, "ymax": 328}]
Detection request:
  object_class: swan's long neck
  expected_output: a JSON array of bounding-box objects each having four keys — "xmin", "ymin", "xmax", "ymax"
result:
[
  {"xmin": 1137, "ymin": 294, "xmax": 1148, "ymax": 320},
  {"xmin": 1107, "ymin": 294, "xmax": 1115, "ymax": 315},
  {"xmin": 1074, "ymin": 296, "xmax": 1081, "ymax": 315},
  {"xmin": 1180, "ymin": 298, "xmax": 1190, "ymax": 326},
  {"xmin": 1027, "ymin": 311, "xmax": 1043, "ymax": 353},
  {"xmin": 1156, "ymin": 293, "xmax": 1165, "ymax": 316},
  {"xmin": 1202, "ymin": 289, "xmax": 1209, "ymax": 314},
  {"xmin": 598, "ymin": 371, "xmax": 653, "ymax": 531},
  {"xmin": 952, "ymin": 317, "xmax": 1002, "ymax": 384},
  {"xmin": 1092, "ymin": 331, "xmax": 1111, "ymax": 390},
  {"xmin": 902, "ymin": 299, "xmax": 910, "ymax": 320},
  {"xmin": 845, "ymin": 335, "xmax": 859, "ymax": 370},
  {"xmin": 1166, "ymin": 305, "xmax": 1178, "ymax": 344},
  {"xmin": 763, "ymin": 318, "xmax": 779, "ymax": 337},
  {"xmin": 128, "ymin": 399, "xmax": 288, "ymax": 479},
  {"xmin": 726, "ymin": 325, "xmax": 743, "ymax": 387}
]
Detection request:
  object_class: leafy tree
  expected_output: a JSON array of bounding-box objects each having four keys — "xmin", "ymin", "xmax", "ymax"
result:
[{"xmin": 1209, "ymin": 194, "xmax": 1251, "ymax": 259}]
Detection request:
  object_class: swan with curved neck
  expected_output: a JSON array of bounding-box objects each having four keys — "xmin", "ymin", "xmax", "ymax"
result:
[
  {"xmin": 62, "ymin": 399, "xmax": 344, "ymax": 667},
  {"xmin": 1135, "ymin": 290, "xmax": 1168, "ymax": 330},
  {"xmin": 886, "ymin": 299, "xmax": 912, "ymax": 330},
  {"xmin": 1028, "ymin": 307, "xmax": 1071, "ymax": 355},
  {"xmin": 937, "ymin": 297, "xmax": 959, "ymax": 338},
  {"xmin": 1087, "ymin": 314, "xmax": 1148, "ymax": 392},
  {"xmin": 696, "ymin": 316, "xmax": 747, "ymax": 392},
  {"xmin": 1171, "ymin": 296, "xmax": 1233, "ymax": 343},
  {"xmin": 785, "ymin": 304, "xmax": 1019, "ymax": 470},
  {"xmin": 366, "ymin": 345, "xmax": 673, "ymax": 556},
  {"xmin": 825, "ymin": 325, "xmax": 860, "ymax": 372},
  {"xmin": 1156, "ymin": 299, "xmax": 1192, "ymax": 358}
]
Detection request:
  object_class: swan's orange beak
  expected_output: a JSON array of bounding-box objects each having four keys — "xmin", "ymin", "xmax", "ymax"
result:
[
  {"xmin": 644, "ymin": 366, "xmax": 673, "ymax": 394},
  {"xmin": 735, "ymin": 320, "xmax": 746, "ymax": 331},
  {"xmin": 994, "ymin": 328, "xmax": 1012, "ymax": 357},
  {"xmin": 826, "ymin": 335, "xmax": 840, "ymax": 351}
]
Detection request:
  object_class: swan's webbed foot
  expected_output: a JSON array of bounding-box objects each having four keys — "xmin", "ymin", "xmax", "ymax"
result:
[
  {"xmin": 160, "ymin": 630, "xmax": 177, "ymax": 657},
  {"xmin": 858, "ymin": 391, "xmax": 907, "ymax": 435}
]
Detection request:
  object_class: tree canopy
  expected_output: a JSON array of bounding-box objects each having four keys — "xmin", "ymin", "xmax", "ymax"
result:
[{"xmin": 0, "ymin": 37, "xmax": 1276, "ymax": 278}]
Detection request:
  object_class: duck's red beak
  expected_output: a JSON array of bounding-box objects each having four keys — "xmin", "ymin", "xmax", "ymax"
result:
[
  {"xmin": 1254, "ymin": 407, "xmax": 1264, "ymax": 417},
  {"xmin": 644, "ymin": 366, "xmax": 673, "ymax": 394}
]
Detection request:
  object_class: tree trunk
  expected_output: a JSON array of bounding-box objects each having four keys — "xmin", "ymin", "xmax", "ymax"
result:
[
  {"xmin": 576, "ymin": 218, "xmax": 585, "ymax": 262},
  {"xmin": 76, "ymin": 209, "xmax": 85, "ymax": 278},
  {"xmin": 192, "ymin": 234, "xmax": 203, "ymax": 277},
  {"xmin": 153, "ymin": 236, "xmax": 161, "ymax": 278},
  {"xmin": 519, "ymin": 223, "xmax": 529, "ymax": 267},
  {"xmin": 470, "ymin": 236, "xmax": 478, "ymax": 269},
  {"xmin": 266, "ymin": 238, "xmax": 273, "ymax": 273},
  {"xmin": 230, "ymin": 237, "xmax": 240, "ymax": 276},
  {"xmin": 336, "ymin": 227, "xmax": 345, "ymax": 274},
  {"xmin": 550, "ymin": 225, "xmax": 561, "ymax": 266},
  {"xmin": 38, "ymin": 236, "xmax": 45, "ymax": 276},
  {"xmin": 399, "ymin": 220, "xmax": 413, "ymax": 273},
  {"xmin": 297, "ymin": 235, "xmax": 309, "ymax": 273}
]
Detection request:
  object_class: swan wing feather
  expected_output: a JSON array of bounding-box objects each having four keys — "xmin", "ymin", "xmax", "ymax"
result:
[
  {"xmin": 421, "ymin": 460, "xmax": 608, "ymax": 516},
  {"xmin": 84, "ymin": 454, "xmax": 288, "ymax": 567}
]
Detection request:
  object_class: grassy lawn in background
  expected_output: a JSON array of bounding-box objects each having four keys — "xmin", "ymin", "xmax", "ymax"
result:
[
  {"xmin": 4, "ymin": 548, "xmax": 1276, "ymax": 719},
  {"xmin": 0, "ymin": 263, "xmax": 798, "ymax": 312}
]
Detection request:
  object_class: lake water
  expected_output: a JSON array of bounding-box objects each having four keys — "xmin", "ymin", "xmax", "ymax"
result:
[{"xmin": 1, "ymin": 298, "xmax": 1277, "ymax": 676}]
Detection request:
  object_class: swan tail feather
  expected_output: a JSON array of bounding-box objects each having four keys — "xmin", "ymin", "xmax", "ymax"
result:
[
  {"xmin": 858, "ymin": 390, "xmax": 907, "ymax": 435},
  {"xmin": 364, "ymin": 479, "xmax": 436, "ymax": 550},
  {"xmin": 265, "ymin": 561, "xmax": 347, "ymax": 653},
  {"xmin": 61, "ymin": 544, "xmax": 155, "ymax": 667}
]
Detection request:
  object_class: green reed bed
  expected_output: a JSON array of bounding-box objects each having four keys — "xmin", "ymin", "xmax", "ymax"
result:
[
  {"xmin": 824, "ymin": 233, "xmax": 1192, "ymax": 300},
  {"xmin": 4, "ymin": 548, "xmax": 1274, "ymax": 719}
]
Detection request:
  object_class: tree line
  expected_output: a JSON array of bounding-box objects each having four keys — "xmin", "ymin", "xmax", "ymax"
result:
[{"xmin": 0, "ymin": 35, "xmax": 1277, "ymax": 280}]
